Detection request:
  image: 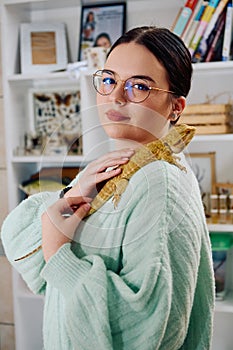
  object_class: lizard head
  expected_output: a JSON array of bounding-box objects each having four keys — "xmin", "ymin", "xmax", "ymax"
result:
[{"xmin": 162, "ymin": 123, "xmax": 196, "ymax": 154}]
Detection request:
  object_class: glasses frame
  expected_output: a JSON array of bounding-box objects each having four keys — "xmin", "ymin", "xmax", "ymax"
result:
[{"xmin": 93, "ymin": 69, "xmax": 175, "ymax": 103}]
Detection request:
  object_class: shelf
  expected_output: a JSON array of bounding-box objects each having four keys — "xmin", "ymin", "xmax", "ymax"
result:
[
  {"xmin": 7, "ymin": 71, "xmax": 72, "ymax": 83},
  {"xmin": 11, "ymin": 155, "xmax": 87, "ymax": 164},
  {"xmin": 192, "ymin": 134, "xmax": 233, "ymax": 142},
  {"xmin": 193, "ymin": 61, "xmax": 233, "ymax": 73},
  {"xmin": 3, "ymin": 0, "xmax": 81, "ymax": 10},
  {"xmin": 208, "ymin": 224, "xmax": 233, "ymax": 233}
]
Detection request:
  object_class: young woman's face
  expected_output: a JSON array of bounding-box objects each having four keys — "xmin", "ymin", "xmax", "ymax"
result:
[{"xmin": 96, "ymin": 42, "xmax": 179, "ymax": 144}]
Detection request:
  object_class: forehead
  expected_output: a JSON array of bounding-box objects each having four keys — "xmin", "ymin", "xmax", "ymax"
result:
[{"xmin": 105, "ymin": 42, "xmax": 168, "ymax": 82}]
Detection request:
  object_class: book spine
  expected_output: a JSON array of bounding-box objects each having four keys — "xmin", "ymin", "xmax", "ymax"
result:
[
  {"xmin": 189, "ymin": 0, "xmax": 220, "ymax": 57},
  {"xmin": 203, "ymin": 0, "xmax": 229, "ymax": 40},
  {"xmin": 193, "ymin": 7, "xmax": 226, "ymax": 62},
  {"xmin": 173, "ymin": 0, "xmax": 199, "ymax": 36},
  {"xmin": 183, "ymin": 1, "xmax": 207, "ymax": 47},
  {"xmin": 181, "ymin": 0, "xmax": 204, "ymax": 40},
  {"xmin": 192, "ymin": 0, "xmax": 229, "ymax": 61},
  {"xmin": 171, "ymin": 7, "xmax": 183, "ymax": 31},
  {"xmin": 222, "ymin": 2, "xmax": 233, "ymax": 61},
  {"xmin": 205, "ymin": 10, "xmax": 226, "ymax": 62}
]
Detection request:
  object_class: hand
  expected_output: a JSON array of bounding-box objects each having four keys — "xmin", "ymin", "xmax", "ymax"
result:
[
  {"xmin": 65, "ymin": 148, "xmax": 135, "ymax": 199},
  {"xmin": 41, "ymin": 197, "xmax": 91, "ymax": 262}
]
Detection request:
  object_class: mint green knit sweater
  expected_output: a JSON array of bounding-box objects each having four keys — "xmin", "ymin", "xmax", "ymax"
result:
[{"xmin": 1, "ymin": 159, "xmax": 215, "ymax": 350}]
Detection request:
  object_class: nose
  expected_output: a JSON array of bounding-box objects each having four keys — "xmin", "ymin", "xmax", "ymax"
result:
[{"xmin": 109, "ymin": 80, "xmax": 127, "ymax": 105}]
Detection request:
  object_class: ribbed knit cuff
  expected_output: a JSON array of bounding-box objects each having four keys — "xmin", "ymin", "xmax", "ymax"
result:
[{"xmin": 41, "ymin": 243, "xmax": 91, "ymax": 297}]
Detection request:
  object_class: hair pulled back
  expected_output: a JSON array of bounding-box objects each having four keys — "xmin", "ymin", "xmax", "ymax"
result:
[{"xmin": 108, "ymin": 26, "xmax": 192, "ymax": 98}]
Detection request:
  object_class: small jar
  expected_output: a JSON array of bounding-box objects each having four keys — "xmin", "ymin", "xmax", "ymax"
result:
[
  {"xmin": 219, "ymin": 209, "xmax": 227, "ymax": 224},
  {"xmin": 229, "ymin": 195, "xmax": 233, "ymax": 210},
  {"xmin": 210, "ymin": 194, "xmax": 219, "ymax": 211},
  {"xmin": 211, "ymin": 209, "xmax": 219, "ymax": 224},
  {"xmin": 229, "ymin": 209, "xmax": 233, "ymax": 224},
  {"xmin": 219, "ymin": 194, "xmax": 227, "ymax": 210}
]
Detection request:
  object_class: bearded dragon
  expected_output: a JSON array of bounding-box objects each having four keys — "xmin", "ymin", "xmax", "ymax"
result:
[
  {"xmin": 14, "ymin": 123, "xmax": 195, "ymax": 261},
  {"xmin": 87, "ymin": 123, "xmax": 196, "ymax": 215}
]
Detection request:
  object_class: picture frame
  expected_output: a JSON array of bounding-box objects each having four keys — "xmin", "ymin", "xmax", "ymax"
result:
[
  {"xmin": 79, "ymin": 2, "xmax": 126, "ymax": 61},
  {"xmin": 28, "ymin": 86, "xmax": 82, "ymax": 156},
  {"xmin": 186, "ymin": 152, "xmax": 216, "ymax": 216},
  {"xmin": 20, "ymin": 22, "xmax": 68, "ymax": 74}
]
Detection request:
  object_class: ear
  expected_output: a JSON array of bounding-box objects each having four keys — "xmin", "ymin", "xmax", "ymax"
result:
[{"xmin": 169, "ymin": 96, "xmax": 186, "ymax": 121}]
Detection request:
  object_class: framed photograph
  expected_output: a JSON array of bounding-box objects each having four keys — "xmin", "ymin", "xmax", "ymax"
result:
[
  {"xmin": 79, "ymin": 2, "xmax": 126, "ymax": 61},
  {"xmin": 28, "ymin": 86, "xmax": 82, "ymax": 156},
  {"xmin": 186, "ymin": 152, "xmax": 216, "ymax": 216},
  {"xmin": 20, "ymin": 22, "xmax": 68, "ymax": 74}
]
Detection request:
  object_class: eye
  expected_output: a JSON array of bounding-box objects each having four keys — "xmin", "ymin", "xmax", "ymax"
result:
[
  {"xmin": 102, "ymin": 77, "xmax": 116, "ymax": 85},
  {"xmin": 133, "ymin": 82, "xmax": 149, "ymax": 91}
]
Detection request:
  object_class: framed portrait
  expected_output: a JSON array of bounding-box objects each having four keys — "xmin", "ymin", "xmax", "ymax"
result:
[
  {"xmin": 28, "ymin": 86, "xmax": 82, "ymax": 156},
  {"xmin": 186, "ymin": 152, "xmax": 216, "ymax": 216},
  {"xmin": 78, "ymin": 2, "xmax": 126, "ymax": 61},
  {"xmin": 20, "ymin": 22, "xmax": 68, "ymax": 74}
]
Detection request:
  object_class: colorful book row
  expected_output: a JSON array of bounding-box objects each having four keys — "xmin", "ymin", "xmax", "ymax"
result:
[{"xmin": 171, "ymin": 0, "xmax": 233, "ymax": 63}]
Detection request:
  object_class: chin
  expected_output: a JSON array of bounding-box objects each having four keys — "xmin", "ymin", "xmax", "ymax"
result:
[{"xmin": 102, "ymin": 124, "xmax": 128, "ymax": 139}]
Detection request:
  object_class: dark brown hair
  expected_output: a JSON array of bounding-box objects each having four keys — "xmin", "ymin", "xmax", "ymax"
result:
[{"xmin": 107, "ymin": 26, "xmax": 192, "ymax": 98}]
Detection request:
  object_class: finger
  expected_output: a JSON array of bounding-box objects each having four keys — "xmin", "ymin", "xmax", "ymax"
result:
[
  {"xmin": 46, "ymin": 197, "xmax": 91, "ymax": 218},
  {"xmin": 88, "ymin": 149, "xmax": 135, "ymax": 173},
  {"xmin": 99, "ymin": 148, "xmax": 135, "ymax": 162},
  {"xmin": 95, "ymin": 167, "xmax": 122, "ymax": 184},
  {"xmin": 66, "ymin": 197, "xmax": 92, "ymax": 212},
  {"xmin": 96, "ymin": 156, "xmax": 132, "ymax": 173},
  {"xmin": 65, "ymin": 196, "xmax": 92, "ymax": 207},
  {"xmin": 65, "ymin": 203, "xmax": 91, "ymax": 227}
]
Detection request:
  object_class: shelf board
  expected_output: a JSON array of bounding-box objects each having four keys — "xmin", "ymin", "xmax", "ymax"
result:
[
  {"xmin": 7, "ymin": 71, "xmax": 72, "ymax": 82},
  {"xmin": 11, "ymin": 155, "xmax": 86, "ymax": 164},
  {"xmin": 192, "ymin": 134, "xmax": 233, "ymax": 142},
  {"xmin": 193, "ymin": 61, "xmax": 233, "ymax": 72},
  {"xmin": 4, "ymin": 0, "xmax": 81, "ymax": 10},
  {"xmin": 208, "ymin": 224, "xmax": 233, "ymax": 233}
]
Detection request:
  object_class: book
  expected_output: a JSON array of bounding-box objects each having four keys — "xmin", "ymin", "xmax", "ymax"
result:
[
  {"xmin": 183, "ymin": 1, "xmax": 208, "ymax": 47},
  {"xmin": 189, "ymin": 0, "xmax": 221, "ymax": 57},
  {"xmin": 222, "ymin": 2, "xmax": 233, "ymax": 61},
  {"xmin": 172, "ymin": 0, "xmax": 200, "ymax": 36},
  {"xmin": 205, "ymin": 9, "xmax": 226, "ymax": 61},
  {"xmin": 193, "ymin": 7, "xmax": 226, "ymax": 62},
  {"xmin": 181, "ymin": 0, "xmax": 204, "ymax": 40},
  {"xmin": 171, "ymin": 7, "xmax": 183, "ymax": 31},
  {"xmin": 191, "ymin": 0, "xmax": 229, "ymax": 61}
]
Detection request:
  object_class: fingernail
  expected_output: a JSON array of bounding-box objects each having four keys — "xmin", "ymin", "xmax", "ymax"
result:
[{"xmin": 121, "ymin": 157, "xmax": 129, "ymax": 161}]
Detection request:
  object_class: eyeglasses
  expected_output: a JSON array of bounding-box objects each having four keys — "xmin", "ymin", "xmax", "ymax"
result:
[{"xmin": 93, "ymin": 69, "xmax": 175, "ymax": 103}]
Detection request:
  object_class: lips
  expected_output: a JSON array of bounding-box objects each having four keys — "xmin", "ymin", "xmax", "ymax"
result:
[{"xmin": 105, "ymin": 110, "xmax": 130, "ymax": 122}]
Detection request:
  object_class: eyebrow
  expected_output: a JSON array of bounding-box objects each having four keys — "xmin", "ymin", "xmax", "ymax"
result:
[
  {"xmin": 130, "ymin": 75, "xmax": 155, "ymax": 83},
  {"xmin": 103, "ymin": 70, "xmax": 156, "ymax": 83}
]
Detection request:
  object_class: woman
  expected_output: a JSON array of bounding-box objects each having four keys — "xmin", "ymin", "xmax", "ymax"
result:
[
  {"xmin": 94, "ymin": 32, "xmax": 112, "ymax": 49},
  {"xmin": 82, "ymin": 11, "xmax": 95, "ymax": 41},
  {"xmin": 1, "ymin": 26, "xmax": 214, "ymax": 349}
]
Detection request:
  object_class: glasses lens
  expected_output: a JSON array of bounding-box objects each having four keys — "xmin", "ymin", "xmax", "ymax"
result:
[
  {"xmin": 93, "ymin": 70, "xmax": 116, "ymax": 95},
  {"xmin": 125, "ymin": 78, "xmax": 150, "ymax": 103}
]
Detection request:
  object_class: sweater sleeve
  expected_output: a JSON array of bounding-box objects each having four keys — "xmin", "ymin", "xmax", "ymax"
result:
[
  {"xmin": 1, "ymin": 191, "xmax": 59, "ymax": 294},
  {"xmin": 40, "ymin": 162, "xmax": 213, "ymax": 350}
]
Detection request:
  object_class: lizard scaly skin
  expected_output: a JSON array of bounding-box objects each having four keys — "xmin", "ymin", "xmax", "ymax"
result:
[
  {"xmin": 14, "ymin": 123, "xmax": 195, "ymax": 261},
  {"xmin": 87, "ymin": 123, "xmax": 196, "ymax": 215}
]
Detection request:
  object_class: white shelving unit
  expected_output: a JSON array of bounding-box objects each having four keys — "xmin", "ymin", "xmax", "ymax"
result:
[{"xmin": 1, "ymin": 0, "xmax": 233, "ymax": 349}]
